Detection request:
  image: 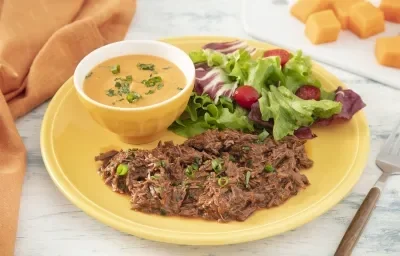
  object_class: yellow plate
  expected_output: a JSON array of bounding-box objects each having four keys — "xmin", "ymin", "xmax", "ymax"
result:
[{"xmin": 41, "ymin": 36, "xmax": 370, "ymax": 245}]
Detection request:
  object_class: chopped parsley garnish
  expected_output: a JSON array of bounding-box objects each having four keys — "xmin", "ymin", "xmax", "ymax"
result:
[
  {"xmin": 211, "ymin": 158, "xmax": 223, "ymax": 173},
  {"xmin": 125, "ymin": 75, "xmax": 133, "ymax": 82},
  {"xmin": 177, "ymin": 87, "xmax": 183, "ymax": 90},
  {"xmin": 145, "ymin": 90, "xmax": 155, "ymax": 95},
  {"xmin": 137, "ymin": 63, "xmax": 155, "ymax": 71},
  {"xmin": 85, "ymin": 72, "xmax": 93, "ymax": 79},
  {"xmin": 218, "ymin": 177, "xmax": 229, "ymax": 187},
  {"xmin": 157, "ymin": 83, "xmax": 164, "ymax": 90},
  {"xmin": 264, "ymin": 164, "xmax": 275, "ymax": 173},
  {"xmin": 110, "ymin": 64, "xmax": 120, "ymax": 74},
  {"xmin": 245, "ymin": 171, "xmax": 251, "ymax": 188},
  {"xmin": 106, "ymin": 75, "xmax": 141, "ymax": 104},
  {"xmin": 126, "ymin": 92, "xmax": 141, "ymax": 103},
  {"xmin": 105, "ymin": 89, "xmax": 116, "ymax": 97},
  {"xmin": 142, "ymin": 76, "xmax": 163, "ymax": 87}
]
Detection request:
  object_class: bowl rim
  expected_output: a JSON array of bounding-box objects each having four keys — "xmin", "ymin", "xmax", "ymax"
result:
[{"xmin": 73, "ymin": 40, "xmax": 195, "ymax": 112}]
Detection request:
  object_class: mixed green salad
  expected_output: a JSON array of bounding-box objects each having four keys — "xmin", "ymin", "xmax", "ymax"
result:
[{"xmin": 169, "ymin": 40, "xmax": 365, "ymax": 140}]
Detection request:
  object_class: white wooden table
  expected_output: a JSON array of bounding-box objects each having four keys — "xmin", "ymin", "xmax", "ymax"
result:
[{"xmin": 15, "ymin": 0, "xmax": 400, "ymax": 255}]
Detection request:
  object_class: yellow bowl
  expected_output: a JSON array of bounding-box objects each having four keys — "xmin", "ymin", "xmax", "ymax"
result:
[{"xmin": 73, "ymin": 40, "xmax": 195, "ymax": 144}]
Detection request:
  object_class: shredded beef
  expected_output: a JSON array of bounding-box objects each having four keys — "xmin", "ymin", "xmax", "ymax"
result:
[{"xmin": 95, "ymin": 129, "xmax": 313, "ymax": 222}]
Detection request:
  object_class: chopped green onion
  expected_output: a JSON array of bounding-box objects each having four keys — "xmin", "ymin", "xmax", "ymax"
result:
[
  {"xmin": 245, "ymin": 171, "xmax": 251, "ymax": 188},
  {"xmin": 115, "ymin": 82, "xmax": 121, "ymax": 88},
  {"xmin": 156, "ymin": 160, "xmax": 166, "ymax": 168},
  {"xmin": 126, "ymin": 92, "xmax": 141, "ymax": 103},
  {"xmin": 242, "ymin": 146, "xmax": 250, "ymax": 152},
  {"xmin": 192, "ymin": 163, "xmax": 199, "ymax": 170},
  {"xmin": 247, "ymin": 159, "xmax": 253, "ymax": 167},
  {"xmin": 184, "ymin": 165, "xmax": 195, "ymax": 178},
  {"xmin": 160, "ymin": 160, "xmax": 166, "ymax": 168},
  {"xmin": 264, "ymin": 164, "xmax": 275, "ymax": 173},
  {"xmin": 218, "ymin": 177, "xmax": 229, "ymax": 187},
  {"xmin": 85, "ymin": 72, "xmax": 93, "ymax": 79},
  {"xmin": 154, "ymin": 187, "xmax": 162, "ymax": 194},
  {"xmin": 150, "ymin": 174, "xmax": 161, "ymax": 180},
  {"xmin": 194, "ymin": 157, "xmax": 201, "ymax": 165},
  {"xmin": 145, "ymin": 90, "xmax": 155, "ymax": 95},
  {"xmin": 177, "ymin": 87, "xmax": 183, "ymax": 90},
  {"xmin": 211, "ymin": 158, "xmax": 223, "ymax": 173},
  {"xmin": 116, "ymin": 164, "xmax": 128, "ymax": 176},
  {"xmin": 110, "ymin": 64, "xmax": 120, "ymax": 74},
  {"xmin": 137, "ymin": 63, "xmax": 155, "ymax": 71},
  {"xmin": 257, "ymin": 130, "xmax": 269, "ymax": 143}
]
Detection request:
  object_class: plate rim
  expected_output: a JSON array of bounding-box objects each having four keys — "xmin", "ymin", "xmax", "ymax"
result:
[{"xmin": 40, "ymin": 36, "xmax": 370, "ymax": 245}]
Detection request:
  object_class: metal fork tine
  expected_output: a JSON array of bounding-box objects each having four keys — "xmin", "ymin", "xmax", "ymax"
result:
[{"xmin": 381, "ymin": 121, "xmax": 400, "ymax": 155}]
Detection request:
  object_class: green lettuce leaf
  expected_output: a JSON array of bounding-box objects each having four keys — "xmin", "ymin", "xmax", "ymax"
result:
[
  {"xmin": 189, "ymin": 48, "xmax": 252, "ymax": 83},
  {"xmin": 282, "ymin": 51, "xmax": 321, "ymax": 92},
  {"xmin": 245, "ymin": 56, "xmax": 284, "ymax": 93},
  {"xmin": 169, "ymin": 93, "xmax": 254, "ymax": 138},
  {"xmin": 259, "ymin": 85, "xmax": 342, "ymax": 140}
]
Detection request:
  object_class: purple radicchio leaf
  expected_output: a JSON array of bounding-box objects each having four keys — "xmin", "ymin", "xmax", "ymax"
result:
[
  {"xmin": 248, "ymin": 102, "xmax": 274, "ymax": 129},
  {"xmin": 194, "ymin": 64, "xmax": 238, "ymax": 103},
  {"xmin": 315, "ymin": 87, "xmax": 366, "ymax": 126},
  {"xmin": 294, "ymin": 127, "xmax": 317, "ymax": 140},
  {"xmin": 203, "ymin": 40, "xmax": 257, "ymax": 55}
]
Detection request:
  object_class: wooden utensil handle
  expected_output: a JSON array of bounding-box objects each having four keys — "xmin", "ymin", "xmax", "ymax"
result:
[{"xmin": 335, "ymin": 187, "xmax": 381, "ymax": 256}]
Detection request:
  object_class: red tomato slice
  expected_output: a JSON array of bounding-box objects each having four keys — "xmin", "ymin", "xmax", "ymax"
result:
[
  {"xmin": 233, "ymin": 85, "xmax": 259, "ymax": 110},
  {"xmin": 263, "ymin": 49, "xmax": 291, "ymax": 66},
  {"xmin": 295, "ymin": 85, "xmax": 321, "ymax": 100}
]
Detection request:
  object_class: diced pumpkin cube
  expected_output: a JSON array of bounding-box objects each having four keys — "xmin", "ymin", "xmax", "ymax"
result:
[
  {"xmin": 332, "ymin": 0, "xmax": 364, "ymax": 29},
  {"xmin": 348, "ymin": 2, "xmax": 385, "ymax": 39},
  {"xmin": 290, "ymin": 0, "xmax": 331, "ymax": 23},
  {"xmin": 375, "ymin": 36, "xmax": 400, "ymax": 69},
  {"xmin": 305, "ymin": 10, "xmax": 341, "ymax": 44},
  {"xmin": 380, "ymin": 0, "xmax": 400, "ymax": 23}
]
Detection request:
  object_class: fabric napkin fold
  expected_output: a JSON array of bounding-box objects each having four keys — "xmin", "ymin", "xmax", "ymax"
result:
[{"xmin": 0, "ymin": 0, "xmax": 136, "ymax": 255}]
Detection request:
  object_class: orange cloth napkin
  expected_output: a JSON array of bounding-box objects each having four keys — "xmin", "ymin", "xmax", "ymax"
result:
[{"xmin": 0, "ymin": 0, "xmax": 136, "ymax": 255}]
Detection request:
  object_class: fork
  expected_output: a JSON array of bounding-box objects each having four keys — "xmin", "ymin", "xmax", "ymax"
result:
[{"xmin": 335, "ymin": 121, "xmax": 400, "ymax": 256}]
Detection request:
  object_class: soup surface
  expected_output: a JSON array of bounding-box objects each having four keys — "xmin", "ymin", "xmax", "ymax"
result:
[{"xmin": 83, "ymin": 55, "xmax": 186, "ymax": 108}]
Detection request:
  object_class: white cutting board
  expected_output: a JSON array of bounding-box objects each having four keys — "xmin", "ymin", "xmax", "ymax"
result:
[{"xmin": 242, "ymin": 0, "xmax": 400, "ymax": 89}]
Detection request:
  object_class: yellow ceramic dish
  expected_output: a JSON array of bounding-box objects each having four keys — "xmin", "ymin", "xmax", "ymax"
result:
[{"xmin": 41, "ymin": 36, "xmax": 370, "ymax": 245}]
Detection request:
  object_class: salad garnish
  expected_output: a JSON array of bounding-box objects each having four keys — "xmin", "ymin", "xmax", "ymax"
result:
[{"xmin": 169, "ymin": 40, "xmax": 366, "ymax": 140}]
